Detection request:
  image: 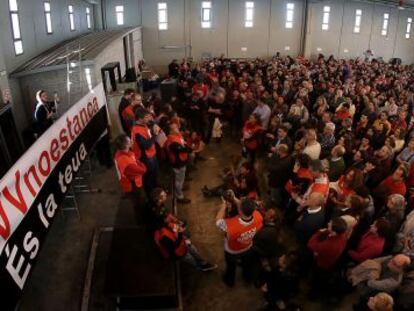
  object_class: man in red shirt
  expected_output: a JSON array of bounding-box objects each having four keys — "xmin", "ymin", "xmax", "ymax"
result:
[
  {"xmin": 307, "ymin": 217, "xmax": 348, "ymax": 299},
  {"xmin": 348, "ymin": 218, "xmax": 390, "ymax": 263},
  {"xmin": 216, "ymin": 198, "xmax": 263, "ymax": 287},
  {"xmin": 192, "ymin": 78, "xmax": 209, "ymax": 99},
  {"xmin": 373, "ymin": 163, "xmax": 408, "ymax": 207}
]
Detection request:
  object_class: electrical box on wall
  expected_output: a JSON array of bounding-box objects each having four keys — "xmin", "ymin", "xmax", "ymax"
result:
[
  {"xmin": 285, "ymin": 46, "xmax": 290, "ymax": 51},
  {"xmin": 241, "ymin": 47, "xmax": 247, "ymax": 52}
]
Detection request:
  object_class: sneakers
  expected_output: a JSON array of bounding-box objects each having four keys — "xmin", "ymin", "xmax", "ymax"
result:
[
  {"xmin": 196, "ymin": 155, "xmax": 207, "ymax": 161},
  {"xmin": 199, "ymin": 263, "xmax": 218, "ymax": 272},
  {"xmin": 177, "ymin": 197, "xmax": 191, "ymax": 204}
]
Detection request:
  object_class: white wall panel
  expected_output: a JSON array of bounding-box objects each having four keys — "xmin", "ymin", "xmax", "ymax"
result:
[{"xmin": 0, "ymin": 0, "xmax": 93, "ymax": 72}]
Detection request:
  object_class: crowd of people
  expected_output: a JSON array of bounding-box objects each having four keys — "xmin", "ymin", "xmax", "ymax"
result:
[{"xmin": 115, "ymin": 53, "xmax": 414, "ymax": 311}]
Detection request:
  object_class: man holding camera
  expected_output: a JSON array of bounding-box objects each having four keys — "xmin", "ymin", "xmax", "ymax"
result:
[{"xmin": 216, "ymin": 198, "xmax": 263, "ymax": 287}]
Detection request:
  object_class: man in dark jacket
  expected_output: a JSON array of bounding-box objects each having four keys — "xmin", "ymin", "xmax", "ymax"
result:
[
  {"xmin": 270, "ymin": 125, "xmax": 292, "ymax": 152},
  {"xmin": 293, "ymin": 192, "xmax": 326, "ymax": 244},
  {"xmin": 252, "ymin": 208, "xmax": 283, "ymax": 259},
  {"xmin": 268, "ymin": 144, "xmax": 293, "ymax": 207},
  {"xmin": 168, "ymin": 59, "xmax": 180, "ymax": 78},
  {"xmin": 118, "ymin": 88, "xmax": 135, "ymax": 133}
]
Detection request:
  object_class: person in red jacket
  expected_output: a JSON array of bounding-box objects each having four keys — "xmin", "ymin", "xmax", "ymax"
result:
[
  {"xmin": 242, "ymin": 113, "xmax": 263, "ymax": 163},
  {"xmin": 192, "ymin": 78, "xmax": 209, "ymax": 98},
  {"xmin": 154, "ymin": 207, "xmax": 217, "ymax": 272},
  {"xmin": 348, "ymin": 218, "xmax": 390, "ymax": 263},
  {"xmin": 307, "ymin": 217, "xmax": 348, "ymax": 299},
  {"xmin": 373, "ymin": 163, "xmax": 409, "ymax": 207},
  {"xmin": 216, "ymin": 198, "xmax": 263, "ymax": 287}
]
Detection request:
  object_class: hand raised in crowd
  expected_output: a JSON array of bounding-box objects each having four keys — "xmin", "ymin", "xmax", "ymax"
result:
[{"xmin": 153, "ymin": 124, "xmax": 161, "ymax": 135}]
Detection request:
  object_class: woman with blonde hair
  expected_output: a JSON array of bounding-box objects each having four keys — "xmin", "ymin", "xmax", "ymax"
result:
[{"xmin": 314, "ymin": 95, "xmax": 329, "ymax": 117}]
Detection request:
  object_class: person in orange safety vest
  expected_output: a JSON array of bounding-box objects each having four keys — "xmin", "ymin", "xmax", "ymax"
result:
[
  {"xmin": 121, "ymin": 93, "xmax": 144, "ymax": 135},
  {"xmin": 216, "ymin": 198, "xmax": 263, "ymax": 287},
  {"xmin": 114, "ymin": 134, "xmax": 147, "ymax": 193},
  {"xmin": 131, "ymin": 108, "xmax": 159, "ymax": 195},
  {"xmin": 165, "ymin": 122, "xmax": 192, "ymax": 204},
  {"xmin": 290, "ymin": 159, "xmax": 329, "ymax": 210},
  {"xmin": 114, "ymin": 134, "xmax": 147, "ymax": 223},
  {"xmin": 154, "ymin": 191, "xmax": 217, "ymax": 272}
]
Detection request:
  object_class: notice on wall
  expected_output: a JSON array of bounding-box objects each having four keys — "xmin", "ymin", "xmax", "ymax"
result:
[{"xmin": 0, "ymin": 83, "xmax": 108, "ymax": 310}]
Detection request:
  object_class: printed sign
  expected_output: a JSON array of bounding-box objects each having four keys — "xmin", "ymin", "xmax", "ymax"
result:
[{"xmin": 0, "ymin": 83, "xmax": 108, "ymax": 310}]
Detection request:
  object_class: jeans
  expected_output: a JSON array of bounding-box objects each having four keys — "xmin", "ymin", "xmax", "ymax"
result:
[
  {"xmin": 143, "ymin": 157, "xmax": 159, "ymax": 196},
  {"xmin": 181, "ymin": 243, "xmax": 208, "ymax": 269},
  {"xmin": 173, "ymin": 166, "xmax": 187, "ymax": 199},
  {"xmin": 269, "ymin": 187, "xmax": 284, "ymax": 207},
  {"xmin": 223, "ymin": 250, "xmax": 253, "ymax": 286}
]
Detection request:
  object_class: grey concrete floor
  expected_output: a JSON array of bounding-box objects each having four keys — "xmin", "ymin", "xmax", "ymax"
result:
[
  {"xmin": 17, "ymin": 136, "xmax": 357, "ymax": 311},
  {"xmin": 178, "ymin": 137, "xmax": 356, "ymax": 311},
  {"xmin": 18, "ymin": 164, "xmax": 120, "ymax": 311}
]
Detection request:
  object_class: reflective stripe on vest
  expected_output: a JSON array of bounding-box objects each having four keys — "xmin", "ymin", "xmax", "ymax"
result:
[
  {"xmin": 131, "ymin": 124, "xmax": 157, "ymax": 160},
  {"xmin": 154, "ymin": 226, "xmax": 187, "ymax": 259},
  {"xmin": 304, "ymin": 174, "xmax": 330, "ymax": 200},
  {"xmin": 225, "ymin": 210, "xmax": 263, "ymax": 254},
  {"xmin": 165, "ymin": 133, "xmax": 189, "ymax": 164},
  {"xmin": 114, "ymin": 150, "xmax": 144, "ymax": 192}
]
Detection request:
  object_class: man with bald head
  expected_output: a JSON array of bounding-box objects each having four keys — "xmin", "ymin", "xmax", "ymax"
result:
[
  {"xmin": 357, "ymin": 254, "xmax": 411, "ymax": 301},
  {"xmin": 294, "ymin": 192, "xmax": 326, "ymax": 244}
]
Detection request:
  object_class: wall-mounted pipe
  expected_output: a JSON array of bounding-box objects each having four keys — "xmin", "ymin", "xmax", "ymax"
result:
[
  {"xmin": 368, "ymin": 2, "xmax": 376, "ymax": 49},
  {"xmin": 266, "ymin": 0, "xmax": 272, "ymax": 57},
  {"xmin": 300, "ymin": 0, "xmax": 309, "ymax": 56},
  {"xmin": 337, "ymin": 0, "xmax": 346, "ymax": 57},
  {"xmin": 101, "ymin": 0, "xmax": 107, "ymax": 30},
  {"xmin": 184, "ymin": 0, "xmax": 187, "ymax": 58},
  {"xmin": 226, "ymin": 0, "xmax": 230, "ymax": 58},
  {"xmin": 310, "ymin": 0, "xmax": 414, "ymax": 11},
  {"xmin": 392, "ymin": 4, "xmax": 402, "ymax": 57}
]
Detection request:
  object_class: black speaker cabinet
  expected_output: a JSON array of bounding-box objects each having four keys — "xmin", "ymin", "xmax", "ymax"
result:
[{"xmin": 0, "ymin": 105, "xmax": 23, "ymax": 178}]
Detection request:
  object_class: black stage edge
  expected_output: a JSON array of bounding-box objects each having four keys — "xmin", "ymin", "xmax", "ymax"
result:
[{"xmin": 103, "ymin": 227, "xmax": 181, "ymax": 310}]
